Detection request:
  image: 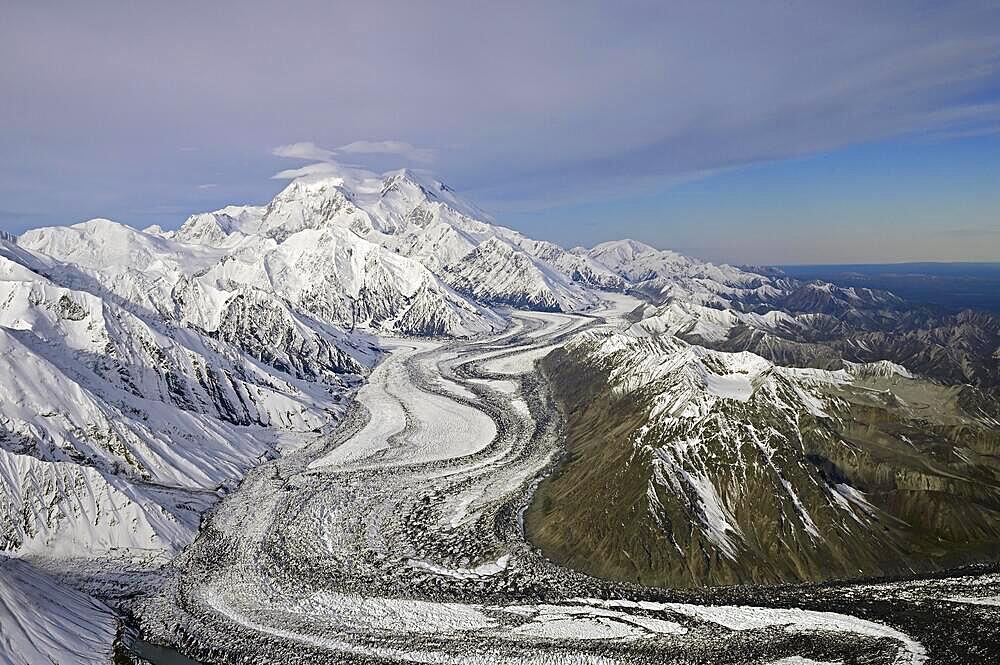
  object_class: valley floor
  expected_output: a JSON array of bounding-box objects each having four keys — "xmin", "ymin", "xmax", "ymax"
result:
[{"xmin": 7, "ymin": 295, "xmax": 997, "ymax": 664}]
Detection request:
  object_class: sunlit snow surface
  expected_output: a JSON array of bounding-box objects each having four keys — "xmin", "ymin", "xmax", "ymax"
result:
[{"xmin": 131, "ymin": 293, "xmax": 997, "ymax": 663}]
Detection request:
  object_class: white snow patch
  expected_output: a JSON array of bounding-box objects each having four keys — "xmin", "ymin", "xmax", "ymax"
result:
[
  {"xmin": 947, "ymin": 595, "xmax": 1000, "ymax": 607},
  {"xmin": 409, "ymin": 554, "xmax": 512, "ymax": 580}
]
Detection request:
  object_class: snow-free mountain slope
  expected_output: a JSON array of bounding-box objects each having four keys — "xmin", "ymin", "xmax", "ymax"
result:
[{"xmin": 529, "ymin": 326, "xmax": 1000, "ymax": 586}]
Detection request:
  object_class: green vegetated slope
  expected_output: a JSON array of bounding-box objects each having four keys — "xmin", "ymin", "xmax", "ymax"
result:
[{"xmin": 526, "ymin": 332, "xmax": 1000, "ymax": 588}]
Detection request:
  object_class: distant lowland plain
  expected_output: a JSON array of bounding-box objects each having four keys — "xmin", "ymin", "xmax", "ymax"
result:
[{"xmin": 777, "ymin": 262, "xmax": 1000, "ymax": 313}]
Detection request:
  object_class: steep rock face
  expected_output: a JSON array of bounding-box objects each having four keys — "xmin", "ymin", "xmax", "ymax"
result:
[
  {"xmin": 513, "ymin": 240, "xmax": 626, "ymax": 290},
  {"xmin": 0, "ymin": 323, "xmax": 221, "ymax": 555},
  {"xmin": 257, "ymin": 179, "xmax": 373, "ymax": 243},
  {"xmin": 202, "ymin": 226, "xmax": 502, "ymax": 336},
  {"xmin": 528, "ymin": 330, "xmax": 1000, "ymax": 587},
  {"xmin": 210, "ymin": 288, "xmax": 368, "ymax": 379},
  {"xmin": 0, "ymin": 444, "xmax": 192, "ymax": 556},
  {"xmin": 2, "ymin": 242, "xmax": 366, "ymax": 430}
]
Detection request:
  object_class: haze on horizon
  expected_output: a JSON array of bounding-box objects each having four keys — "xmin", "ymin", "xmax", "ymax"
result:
[{"xmin": 2, "ymin": 0, "xmax": 999, "ymax": 265}]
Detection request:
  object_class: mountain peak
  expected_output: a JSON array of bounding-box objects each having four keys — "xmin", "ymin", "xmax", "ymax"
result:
[
  {"xmin": 142, "ymin": 224, "xmax": 170, "ymax": 237},
  {"xmin": 70, "ymin": 217, "xmax": 130, "ymax": 232},
  {"xmin": 378, "ymin": 168, "xmax": 486, "ymax": 221},
  {"xmin": 174, "ymin": 207, "xmax": 263, "ymax": 247},
  {"xmin": 592, "ymin": 238, "xmax": 659, "ymax": 254}
]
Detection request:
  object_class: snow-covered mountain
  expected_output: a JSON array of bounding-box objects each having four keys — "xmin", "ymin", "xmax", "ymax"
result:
[
  {"xmin": 442, "ymin": 236, "xmax": 599, "ymax": 311},
  {"xmin": 181, "ymin": 166, "xmax": 619, "ymax": 312},
  {"xmin": 585, "ymin": 239, "xmax": 777, "ymax": 306},
  {"xmin": 170, "ymin": 205, "xmax": 265, "ymax": 247},
  {"xmin": 20, "ymin": 216, "xmax": 499, "ymax": 339},
  {"xmin": 0, "ymin": 231, "xmax": 377, "ymax": 559},
  {"xmin": 0, "ymin": 163, "xmax": 628, "ymax": 563},
  {"xmin": 5, "ymin": 159, "xmax": 998, "ymax": 598}
]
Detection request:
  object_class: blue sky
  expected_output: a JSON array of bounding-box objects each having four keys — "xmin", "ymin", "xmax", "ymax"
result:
[
  {"xmin": 510, "ymin": 133, "xmax": 1000, "ymax": 263},
  {"xmin": 2, "ymin": 1, "xmax": 999, "ymax": 264}
]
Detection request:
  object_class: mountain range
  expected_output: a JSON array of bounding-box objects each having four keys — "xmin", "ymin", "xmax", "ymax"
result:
[{"xmin": 2, "ymin": 161, "xmax": 999, "ymax": 594}]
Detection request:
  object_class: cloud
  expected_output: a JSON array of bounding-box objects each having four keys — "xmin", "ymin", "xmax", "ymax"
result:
[
  {"xmin": 337, "ymin": 140, "xmax": 435, "ymax": 163},
  {"xmin": 272, "ymin": 141, "xmax": 337, "ymax": 161},
  {"xmin": 922, "ymin": 124, "xmax": 1000, "ymax": 143},
  {"xmin": 270, "ymin": 139, "xmax": 436, "ymax": 180},
  {"xmin": 196, "ymin": 183, "xmax": 217, "ymax": 190},
  {"xmin": 273, "ymin": 139, "xmax": 434, "ymax": 166},
  {"xmin": 270, "ymin": 162, "xmax": 343, "ymax": 180}
]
